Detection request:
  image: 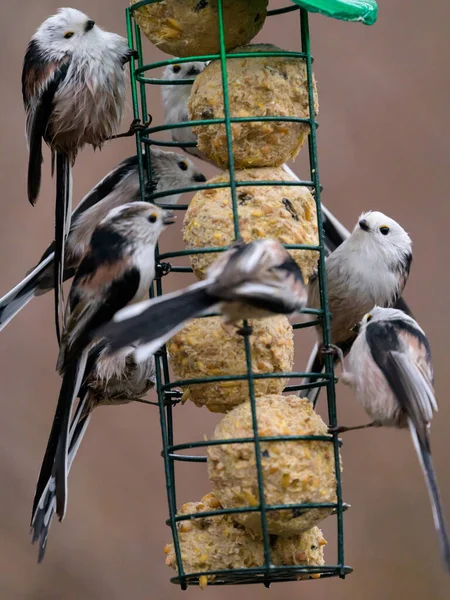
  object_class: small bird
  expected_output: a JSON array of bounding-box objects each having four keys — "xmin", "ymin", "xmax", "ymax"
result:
[
  {"xmin": 337, "ymin": 306, "xmax": 450, "ymax": 571},
  {"xmin": 161, "ymin": 60, "xmax": 210, "ymax": 161},
  {"xmin": 98, "ymin": 238, "xmax": 307, "ymax": 362},
  {"xmin": 0, "ymin": 150, "xmax": 205, "ymax": 332},
  {"xmin": 31, "ymin": 202, "xmax": 175, "ymax": 525},
  {"xmin": 305, "ymin": 211, "xmax": 412, "ymax": 400},
  {"xmin": 31, "ymin": 341, "xmax": 155, "ymax": 561},
  {"xmin": 23, "ymin": 8, "xmax": 134, "ymax": 341}
]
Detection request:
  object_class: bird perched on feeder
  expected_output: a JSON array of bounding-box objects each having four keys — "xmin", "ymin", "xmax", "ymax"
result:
[
  {"xmin": 98, "ymin": 238, "xmax": 308, "ymax": 362},
  {"xmin": 304, "ymin": 211, "xmax": 412, "ymax": 401},
  {"xmin": 31, "ymin": 341, "xmax": 156, "ymax": 562},
  {"xmin": 336, "ymin": 306, "xmax": 450, "ymax": 572},
  {"xmin": 162, "ymin": 60, "xmax": 212, "ymax": 162},
  {"xmin": 31, "ymin": 202, "xmax": 175, "ymax": 526},
  {"xmin": 22, "ymin": 8, "xmax": 135, "ymax": 342},
  {"xmin": 0, "ymin": 150, "xmax": 205, "ymax": 332}
]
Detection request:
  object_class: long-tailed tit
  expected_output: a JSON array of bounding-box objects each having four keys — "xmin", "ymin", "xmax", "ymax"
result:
[
  {"xmin": 98, "ymin": 238, "xmax": 307, "ymax": 362},
  {"xmin": 337, "ymin": 306, "xmax": 450, "ymax": 571},
  {"xmin": 304, "ymin": 211, "xmax": 412, "ymax": 401},
  {"xmin": 31, "ymin": 202, "xmax": 174, "ymax": 526},
  {"xmin": 161, "ymin": 60, "xmax": 211, "ymax": 162},
  {"xmin": 23, "ymin": 8, "xmax": 134, "ymax": 341},
  {"xmin": 0, "ymin": 150, "xmax": 205, "ymax": 332},
  {"xmin": 31, "ymin": 341, "xmax": 155, "ymax": 561}
]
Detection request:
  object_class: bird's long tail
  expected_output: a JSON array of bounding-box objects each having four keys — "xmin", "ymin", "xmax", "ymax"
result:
[
  {"xmin": 54, "ymin": 152, "xmax": 72, "ymax": 344},
  {"xmin": 0, "ymin": 253, "xmax": 54, "ymax": 332},
  {"xmin": 32, "ymin": 349, "xmax": 87, "ymax": 528},
  {"xmin": 102, "ymin": 283, "xmax": 218, "ymax": 362},
  {"xmin": 409, "ymin": 420, "xmax": 450, "ymax": 571},
  {"xmin": 31, "ymin": 392, "xmax": 91, "ymax": 562}
]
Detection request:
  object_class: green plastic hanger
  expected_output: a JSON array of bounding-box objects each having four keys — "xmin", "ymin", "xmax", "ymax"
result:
[{"xmin": 291, "ymin": 0, "xmax": 378, "ymax": 25}]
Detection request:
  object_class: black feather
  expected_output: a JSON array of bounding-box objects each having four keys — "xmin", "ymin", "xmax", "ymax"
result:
[
  {"xmin": 54, "ymin": 152, "xmax": 71, "ymax": 344},
  {"xmin": 102, "ymin": 286, "xmax": 217, "ymax": 353},
  {"xmin": 26, "ymin": 62, "xmax": 69, "ymax": 205},
  {"xmin": 31, "ymin": 355, "xmax": 84, "ymax": 521},
  {"xmin": 321, "ymin": 213, "xmax": 344, "ymax": 254},
  {"xmin": 73, "ymin": 155, "xmax": 139, "ymax": 216},
  {"xmin": 65, "ymin": 268, "xmax": 141, "ymax": 364}
]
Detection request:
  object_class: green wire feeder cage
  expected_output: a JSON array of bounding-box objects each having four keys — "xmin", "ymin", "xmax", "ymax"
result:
[{"xmin": 125, "ymin": 0, "xmax": 378, "ymax": 589}]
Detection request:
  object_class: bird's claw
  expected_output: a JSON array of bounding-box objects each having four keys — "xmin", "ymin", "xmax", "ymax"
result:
[
  {"xmin": 156, "ymin": 262, "xmax": 172, "ymax": 278},
  {"xmin": 107, "ymin": 115, "xmax": 152, "ymax": 140}
]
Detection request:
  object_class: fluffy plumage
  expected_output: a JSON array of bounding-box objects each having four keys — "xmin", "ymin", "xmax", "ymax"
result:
[
  {"xmin": 31, "ymin": 202, "xmax": 174, "ymax": 533},
  {"xmin": 23, "ymin": 8, "xmax": 134, "ymax": 341},
  {"xmin": 342, "ymin": 307, "xmax": 450, "ymax": 571},
  {"xmin": 162, "ymin": 60, "xmax": 213, "ymax": 161},
  {"xmin": 98, "ymin": 238, "xmax": 307, "ymax": 362},
  {"xmin": 0, "ymin": 150, "xmax": 205, "ymax": 332},
  {"xmin": 304, "ymin": 211, "xmax": 412, "ymax": 400}
]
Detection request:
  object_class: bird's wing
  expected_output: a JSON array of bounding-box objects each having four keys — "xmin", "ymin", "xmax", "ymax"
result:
[
  {"xmin": 366, "ymin": 319, "xmax": 436, "ymax": 436},
  {"xmin": 22, "ymin": 41, "xmax": 70, "ymax": 205},
  {"xmin": 71, "ymin": 155, "xmax": 139, "ymax": 222},
  {"xmin": 59, "ymin": 257, "xmax": 141, "ymax": 369}
]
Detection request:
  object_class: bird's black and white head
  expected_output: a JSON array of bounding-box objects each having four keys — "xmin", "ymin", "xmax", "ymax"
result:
[
  {"xmin": 161, "ymin": 60, "xmax": 207, "ymax": 109},
  {"xmin": 148, "ymin": 148, "xmax": 206, "ymax": 203},
  {"xmin": 32, "ymin": 8, "xmax": 102, "ymax": 57},
  {"xmin": 101, "ymin": 202, "xmax": 176, "ymax": 246},
  {"xmin": 356, "ymin": 306, "xmax": 421, "ymax": 334},
  {"xmin": 163, "ymin": 60, "xmax": 207, "ymax": 82},
  {"xmin": 349, "ymin": 211, "xmax": 412, "ymax": 268}
]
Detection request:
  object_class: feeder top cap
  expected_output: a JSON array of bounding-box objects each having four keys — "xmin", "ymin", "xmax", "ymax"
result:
[{"xmin": 291, "ymin": 0, "xmax": 378, "ymax": 25}]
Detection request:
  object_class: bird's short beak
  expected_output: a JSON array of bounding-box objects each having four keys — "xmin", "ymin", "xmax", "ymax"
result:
[
  {"xmin": 351, "ymin": 322, "xmax": 361, "ymax": 334},
  {"xmin": 85, "ymin": 20, "xmax": 95, "ymax": 32},
  {"xmin": 359, "ymin": 219, "xmax": 370, "ymax": 232},
  {"xmin": 193, "ymin": 173, "xmax": 207, "ymax": 182},
  {"xmin": 163, "ymin": 212, "xmax": 176, "ymax": 225}
]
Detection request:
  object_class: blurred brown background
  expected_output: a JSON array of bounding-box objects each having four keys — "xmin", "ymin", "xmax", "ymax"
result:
[{"xmin": 0, "ymin": 0, "xmax": 449, "ymax": 598}]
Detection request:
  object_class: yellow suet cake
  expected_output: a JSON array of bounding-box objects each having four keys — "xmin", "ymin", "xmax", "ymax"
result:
[
  {"xmin": 164, "ymin": 492, "xmax": 327, "ymax": 586},
  {"xmin": 188, "ymin": 44, "xmax": 318, "ymax": 167},
  {"xmin": 167, "ymin": 315, "xmax": 294, "ymax": 413},
  {"xmin": 183, "ymin": 166, "xmax": 319, "ymax": 280},
  {"xmin": 208, "ymin": 395, "xmax": 338, "ymax": 535},
  {"xmin": 131, "ymin": 0, "xmax": 268, "ymax": 57}
]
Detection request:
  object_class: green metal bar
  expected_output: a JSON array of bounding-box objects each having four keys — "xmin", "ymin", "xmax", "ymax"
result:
[
  {"xmin": 217, "ymin": 0, "xmax": 239, "ymax": 239},
  {"xmin": 169, "ymin": 435, "xmax": 336, "ymax": 452},
  {"xmin": 300, "ymin": 8, "xmax": 346, "ymax": 578},
  {"xmin": 135, "ymin": 51, "xmax": 310, "ymax": 76}
]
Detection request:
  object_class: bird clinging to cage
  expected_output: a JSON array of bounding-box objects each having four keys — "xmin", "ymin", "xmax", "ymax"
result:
[
  {"xmin": 305, "ymin": 210, "xmax": 412, "ymax": 401},
  {"xmin": 31, "ymin": 202, "xmax": 175, "ymax": 524},
  {"xmin": 22, "ymin": 7, "xmax": 135, "ymax": 342},
  {"xmin": 0, "ymin": 150, "xmax": 205, "ymax": 333},
  {"xmin": 337, "ymin": 306, "xmax": 450, "ymax": 571},
  {"xmin": 31, "ymin": 341, "xmax": 156, "ymax": 562},
  {"xmin": 98, "ymin": 238, "xmax": 308, "ymax": 362},
  {"xmin": 162, "ymin": 60, "xmax": 210, "ymax": 161}
]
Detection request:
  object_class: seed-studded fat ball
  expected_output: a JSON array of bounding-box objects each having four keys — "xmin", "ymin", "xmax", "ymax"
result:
[
  {"xmin": 208, "ymin": 395, "xmax": 338, "ymax": 535},
  {"xmin": 164, "ymin": 492, "xmax": 327, "ymax": 587},
  {"xmin": 167, "ymin": 316, "xmax": 294, "ymax": 413},
  {"xmin": 131, "ymin": 0, "xmax": 268, "ymax": 58},
  {"xmin": 183, "ymin": 166, "xmax": 319, "ymax": 280},
  {"xmin": 188, "ymin": 44, "xmax": 319, "ymax": 168}
]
